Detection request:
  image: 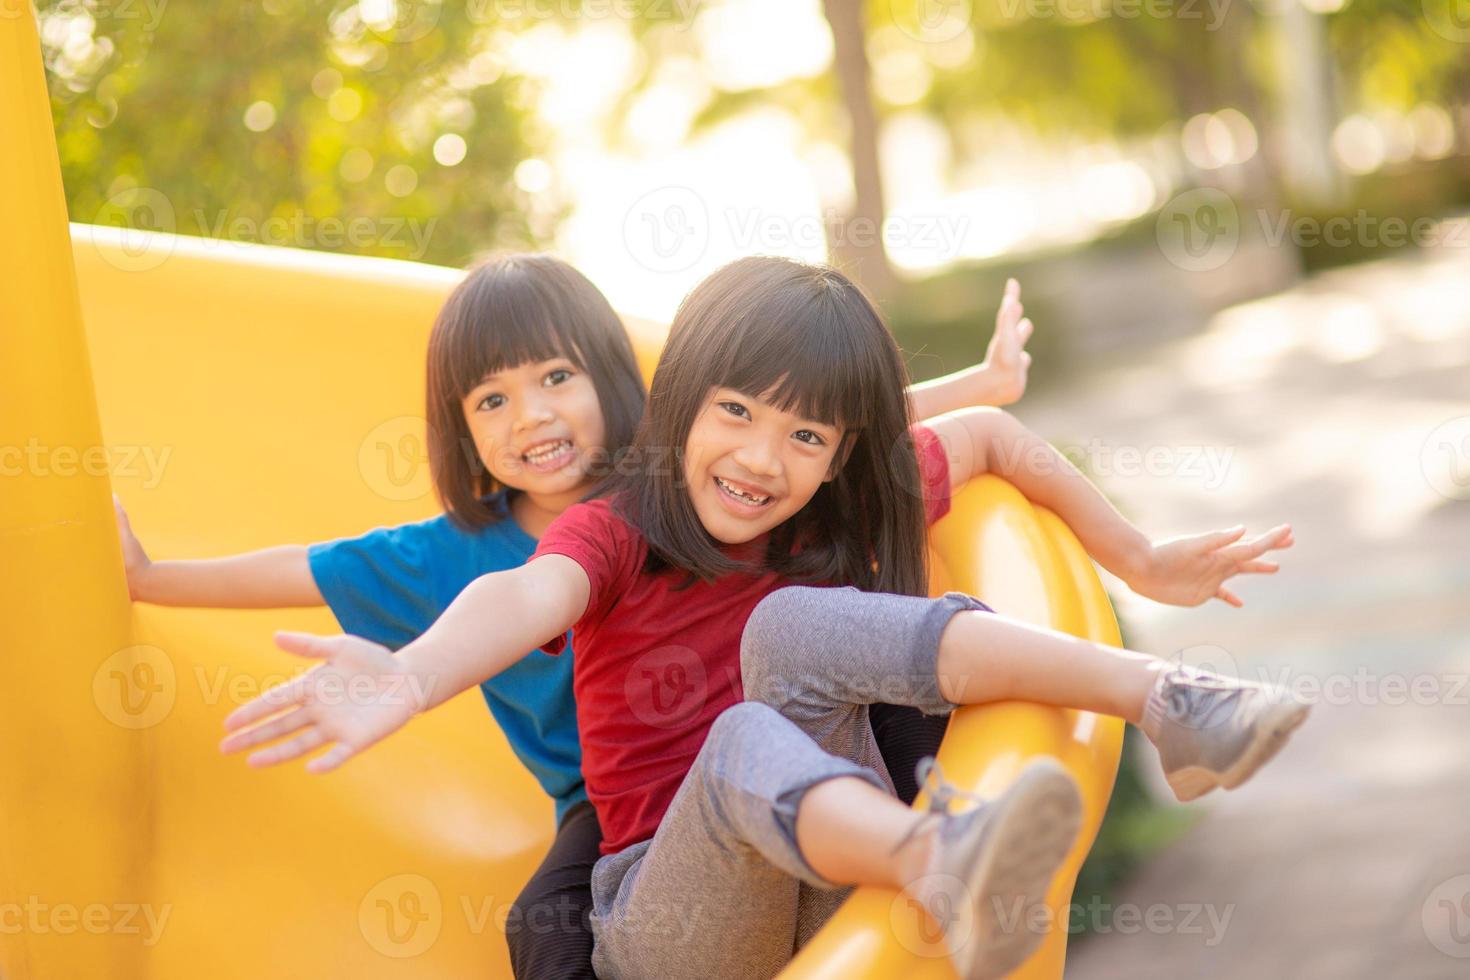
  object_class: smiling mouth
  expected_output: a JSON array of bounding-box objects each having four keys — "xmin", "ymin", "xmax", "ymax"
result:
[
  {"xmin": 522, "ymin": 439, "xmax": 575, "ymax": 467},
  {"xmin": 714, "ymin": 475, "xmax": 773, "ymax": 508}
]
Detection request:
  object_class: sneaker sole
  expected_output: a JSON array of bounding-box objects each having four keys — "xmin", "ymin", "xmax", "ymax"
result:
[
  {"xmin": 954, "ymin": 759, "xmax": 1083, "ymax": 980},
  {"xmin": 1166, "ymin": 699, "xmax": 1312, "ymax": 803}
]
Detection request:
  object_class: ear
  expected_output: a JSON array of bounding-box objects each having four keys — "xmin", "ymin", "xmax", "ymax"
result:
[{"xmin": 823, "ymin": 432, "xmax": 856, "ymax": 482}]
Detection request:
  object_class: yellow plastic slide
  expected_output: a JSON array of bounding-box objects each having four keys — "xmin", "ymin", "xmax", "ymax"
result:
[{"xmin": 1, "ymin": 7, "xmax": 1121, "ymax": 978}]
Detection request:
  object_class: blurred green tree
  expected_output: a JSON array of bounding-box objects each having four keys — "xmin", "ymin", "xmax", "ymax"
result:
[{"xmin": 42, "ymin": 0, "xmax": 543, "ymax": 267}]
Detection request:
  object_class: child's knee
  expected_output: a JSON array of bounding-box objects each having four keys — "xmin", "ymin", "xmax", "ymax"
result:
[
  {"xmin": 705, "ymin": 700, "xmax": 782, "ymax": 748},
  {"xmin": 744, "ymin": 586, "xmax": 808, "ymax": 650},
  {"xmin": 741, "ymin": 586, "xmax": 833, "ymax": 697}
]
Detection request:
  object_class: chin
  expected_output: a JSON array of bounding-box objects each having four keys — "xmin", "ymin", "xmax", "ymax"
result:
[
  {"xmin": 703, "ymin": 504, "xmax": 787, "ymax": 546},
  {"xmin": 711, "ymin": 523, "xmax": 762, "ymax": 545}
]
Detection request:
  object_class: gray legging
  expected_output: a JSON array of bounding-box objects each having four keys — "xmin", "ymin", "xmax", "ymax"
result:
[{"xmin": 589, "ymin": 586, "xmax": 990, "ymax": 980}]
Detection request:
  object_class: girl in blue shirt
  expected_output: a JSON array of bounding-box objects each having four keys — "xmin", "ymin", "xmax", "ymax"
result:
[{"xmin": 114, "ymin": 252, "xmax": 1037, "ymax": 979}]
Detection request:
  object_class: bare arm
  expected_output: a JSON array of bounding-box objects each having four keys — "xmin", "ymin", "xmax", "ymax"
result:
[
  {"xmin": 398, "ymin": 554, "xmax": 589, "ymax": 712},
  {"xmin": 115, "ymin": 495, "xmax": 323, "ymax": 607},
  {"xmin": 906, "ymin": 278, "xmax": 1034, "ymax": 421},
  {"xmin": 925, "ymin": 407, "xmax": 1292, "ymax": 607},
  {"xmin": 220, "ymin": 554, "xmax": 590, "ymax": 771},
  {"xmin": 925, "ymin": 407, "xmax": 1150, "ymax": 580}
]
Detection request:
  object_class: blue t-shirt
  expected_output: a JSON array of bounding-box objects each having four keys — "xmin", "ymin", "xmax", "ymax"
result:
[{"xmin": 307, "ymin": 495, "xmax": 584, "ymax": 823}]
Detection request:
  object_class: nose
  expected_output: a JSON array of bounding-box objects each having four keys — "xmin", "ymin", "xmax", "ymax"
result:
[
  {"xmin": 732, "ymin": 433, "xmax": 784, "ymax": 480},
  {"xmin": 512, "ymin": 392, "xmax": 555, "ymax": 436}
]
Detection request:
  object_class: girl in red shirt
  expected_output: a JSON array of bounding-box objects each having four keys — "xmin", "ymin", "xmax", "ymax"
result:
[
  {"xmin": 224, "ymin": 257, "xmax": 1303, "ymax": 980},
  {"xmin": 126, "ymin": 252, "xmax": 1029, "ymax": 980}
]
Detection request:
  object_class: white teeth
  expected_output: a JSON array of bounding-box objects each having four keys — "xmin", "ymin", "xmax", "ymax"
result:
[
  {"xmin": 715, "ymin": 476, "xmax": 770, "ymax": 505},
  {"xmin": 524, "ymin": 440, "xmax": 573, "ymax": 464}
]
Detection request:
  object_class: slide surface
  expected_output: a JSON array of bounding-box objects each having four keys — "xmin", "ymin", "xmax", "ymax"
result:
[{"xmin": 1, "ymin": 6, "xmax": 1122, "ymax": 976}]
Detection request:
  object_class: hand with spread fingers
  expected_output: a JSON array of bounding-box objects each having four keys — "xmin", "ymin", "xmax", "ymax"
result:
[
  {"xmin": 980, "ymin": 277, "xmax": 1035, "ymax": 407},
  {"xmin": 220, "ymin": 631, "xmax": 428, "ymax": 774},
  {"xmin": 1126, "ymin": 523, "xmax": 1295, "ymax": 608}
]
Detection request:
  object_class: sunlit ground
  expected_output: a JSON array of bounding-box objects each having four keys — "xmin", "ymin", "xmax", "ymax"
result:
[{"xmin": 1025, "ymin": 245, "xmax": 1470, "ymax": 978}]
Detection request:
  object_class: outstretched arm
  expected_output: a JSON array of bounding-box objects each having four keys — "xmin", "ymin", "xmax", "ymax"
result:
[
  {"xmin": 115, "ymin": 494, "xmax": 323, "ymax": 607},
  {"xmin": 906, "ymin": 278, "xmax": 1035, "ymax": 420},
  {"xmin": 924, "ymin": 407, "xmax": 1293, "ymax": 607},
  {"xmin": 220, "ymin": 554, "xmax": 590, "ymax": 772}
]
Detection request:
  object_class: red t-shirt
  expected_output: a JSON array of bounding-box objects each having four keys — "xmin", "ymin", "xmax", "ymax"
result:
[{"xmin": 533, "ymin": 423, "xmax": 952, "ymax": 855}]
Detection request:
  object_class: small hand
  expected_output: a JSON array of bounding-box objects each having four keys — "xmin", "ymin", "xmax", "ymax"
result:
[
  {"xmin": 113, "ymin": 494, "xmax": 152, "ymax": 599},
  {"xmin": 220, "ymin": 632, "xmax": 427, "ymax": 773},
  {"xmin": 981, "ymin": 278, "xmax": 1035, "ymax": 406},
  {"xmin": 1129, "ymin": 523, "xmax": 1294, "ymax": 608}
]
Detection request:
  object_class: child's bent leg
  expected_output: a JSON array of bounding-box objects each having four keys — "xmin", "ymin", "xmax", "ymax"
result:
[
  {"xmin": 743, "ymin": 585, "xmax": 1160, "ymax": 723},
  {"xmin": 506, "ymin": 800, "xmax": 602, "ymax": 980},
  {"xmin": 934, "ymin": 608, "xmax": 1162, "ymax": 717},
  {"xmin": 745, "ymin": 586, "xmax": 1310, "ymax": 803},
  {"xmin": 591, "ymin": 702, "xmax": 919, "ymax": 980},
  {"xmin": 740, "ymin": 587, "xmax": 983, "ymax": 762}
]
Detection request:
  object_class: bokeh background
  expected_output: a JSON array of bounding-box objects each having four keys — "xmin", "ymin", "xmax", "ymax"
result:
[{"xmin": 43, "ymin": 0, "xmax": 1470, "ymax": 975}]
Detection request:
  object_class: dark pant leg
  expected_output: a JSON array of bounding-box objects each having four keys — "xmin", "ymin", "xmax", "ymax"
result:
[
  {"xmin": 867, "ymin": 702, "xmax": 949, "ymax": 805},
  {"xmin": 506, "ymin": 800, "xmax": 603, "ymax": 980}
]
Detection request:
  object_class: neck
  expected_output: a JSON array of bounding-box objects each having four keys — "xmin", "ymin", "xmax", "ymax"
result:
[{"xmin": 510, "ymin": 485, "xmax": 588, "ymax": 538}]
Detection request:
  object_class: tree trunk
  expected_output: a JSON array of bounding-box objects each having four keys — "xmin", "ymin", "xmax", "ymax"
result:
[{"xmin": 821, "ymin": 0, "xmax": 896, "ymax": 302}]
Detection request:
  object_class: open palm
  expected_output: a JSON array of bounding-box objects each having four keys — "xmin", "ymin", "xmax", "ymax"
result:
[
  {"xmin": 220, "ymin": 632, "xmax": 427, "ymax": 773},
  {"xmin": 982, "ymin": 278, "xmax": 1035, "ymax": 406},
  {"xmin": 1129, "ymin": 524, "xmax": 1294, "ymax": 607}
]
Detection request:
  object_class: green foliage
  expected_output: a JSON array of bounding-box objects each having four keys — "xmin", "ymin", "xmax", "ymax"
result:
[{"xmin": 43, "ymin": 0, "xmax": 544, "ymax": 266}]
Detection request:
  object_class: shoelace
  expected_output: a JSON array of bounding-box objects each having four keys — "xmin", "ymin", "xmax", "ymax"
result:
[
  {"xmin": 887, "ymin": 757, "xmax": 988, "ymax": 855},
  {"xmin": 1162, "ymin": 667, "xmax": 1248, "ymax": 726}
]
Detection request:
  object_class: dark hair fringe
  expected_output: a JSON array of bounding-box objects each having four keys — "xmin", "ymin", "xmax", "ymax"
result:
[
  {"xmin": 600, "ymin": 256, "xmax": 929, "ymax": 598},
  {"xmin": 424, "ymin": 253, "xmax": 647, "ymax": 529}
]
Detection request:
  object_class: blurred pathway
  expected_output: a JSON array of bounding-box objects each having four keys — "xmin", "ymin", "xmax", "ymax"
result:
[{"xmin": 1011, "ymin": 247, "xmax": 1470, "ymax": 978}]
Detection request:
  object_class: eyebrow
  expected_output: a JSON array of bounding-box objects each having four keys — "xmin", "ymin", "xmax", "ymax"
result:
[
  {"xmin": 721, "ymin": 388, "xmax": 840, "ymax": 434},
  {"xmin": 472, "ymin": 356, "xmax": 576, "ymax": 387}
]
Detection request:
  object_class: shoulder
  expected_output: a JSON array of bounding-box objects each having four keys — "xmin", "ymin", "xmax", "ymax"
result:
[
  {"xmin": 311, "ymin": 502, "xmax": 532, "ymax": 577},
  {"xmin": 907, "ymin": 422, "xmax": 952, "ymax": 525},
  {"xmin": 529, "ymin": 499, "xmax": 643, "ymax": 614},
  {"xmin": 543, "ymin": 496, "xmax": 642, "ymax": 548},
  {"xmin": 909, "ymin": 421, "xmax": 941, "ymax": 454}
]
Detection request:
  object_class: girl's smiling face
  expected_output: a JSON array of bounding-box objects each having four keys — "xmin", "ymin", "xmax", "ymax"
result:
[
  {"xmin": 461, "ymin": 355, "xmax": 607, "ymax": 509},
  {"xmin": 682, "ymin": 386, "xmax": 845, "ymax": 545}
]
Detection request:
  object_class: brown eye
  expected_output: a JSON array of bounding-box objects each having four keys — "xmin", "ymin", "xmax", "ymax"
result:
[
  {"xmin": 544, "ymin": 369, "xmax": 573, "ymax": 386},
  {"xmin": 477, "ymin": 393, "xmax": 507, "ymax": 411},
  {"xmin": 719, "ymin": 401, "xmax": 751, "ymax": 420}
]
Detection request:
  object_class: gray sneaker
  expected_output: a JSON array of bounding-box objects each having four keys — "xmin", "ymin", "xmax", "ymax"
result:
[
  {"xmin": 905, "ymin": 758, "xmax": 1082, "ymax": 980},
  {"xmin": 1141, "ymin": 665, "xmax": 1312, "ymax": 802}
]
